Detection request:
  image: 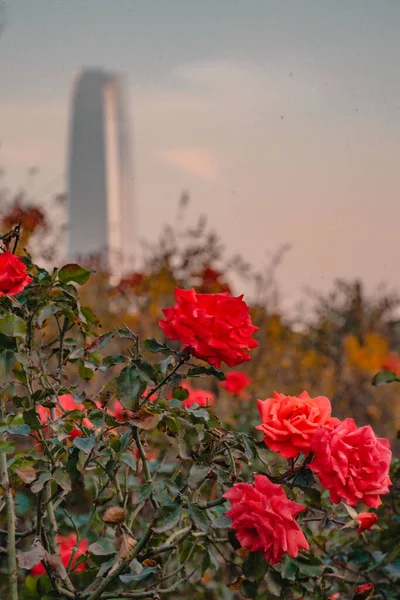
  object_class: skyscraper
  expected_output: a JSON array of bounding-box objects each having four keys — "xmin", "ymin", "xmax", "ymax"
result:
[{"xmin": 67, "ymin": 68, "xmax": 134, "ymax": 278}]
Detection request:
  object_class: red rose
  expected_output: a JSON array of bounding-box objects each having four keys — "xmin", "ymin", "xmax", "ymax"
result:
[
  {"xmin": 180, "ymin": 382, "xmax": 215, "ymax": 408},
  {"xmin": 220, "ymin": 371, "xmax": 251, "ymax": 396},
  {"xmin": 159, "ymin": 288, "xmax": 258, "ymax": 368},
  {"xmin": 31, "ymin": 533, "xmax": 88, "ymax": 576},
  {"xmin": 37, "ymin": 394, "xmax": 93, "ymax": 440},
  {"xmin": 353, "ymin": 583, "xmax": 374, "ymax": 599},
  {"xmin": 355, "ymin": 512, "xmax": 378, "ymax": 533},
  {"xmin": 0, "ymin": 252, "xmax": 32, "ymax": 296},
  {"xmin": 223, "ymin": 475, "xmax": 309, "ymax": 564},
  {"xmin": 256, "ymin": 391, "xmax": 340, "ymax": 459},
  {"xmin": 310, "ymin": 418, "xmax": 392, "ymax": 508}
]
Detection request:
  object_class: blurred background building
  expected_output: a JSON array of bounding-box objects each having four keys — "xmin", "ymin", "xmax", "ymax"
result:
[{"xmin": 68, "ymin": 68, "xmax": 134, "ymax": 277}]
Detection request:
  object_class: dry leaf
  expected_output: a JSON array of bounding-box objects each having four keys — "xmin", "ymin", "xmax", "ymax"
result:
[
  {"xmin": 45, "ymin": 553, "xmax": 68, "ymax": 580},
  {"xmin": 131, "ymin": 408, "xmax": 162, "ymax": 431},
  {"xmin": 103, "ymin": 506, "xmax": 125, "ymax": 524},
  {"xmin": 228, "ymin": 576, "xmax": 246, "ymax": 591},
  {"xmin": 16, "ymin": 465, "xmax": 36, "ymax": 484},
  {"xmin": 235, "ymin": 547, "xmax": 249, "ymax": 559},
  {"xmin": 115, "ymin": 530, "xmax": 137, "ymax": 560},
  {"xmin": 17, "ymin": 539, "xmax": 45, "ymax": 570},
  {"xmin": 142, "ymin": 558, "xmax": 157, "ymax": 567}
]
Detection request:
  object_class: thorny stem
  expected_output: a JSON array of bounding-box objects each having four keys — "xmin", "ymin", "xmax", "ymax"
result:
[
  {"xmin": 84, "ymin": 526, "xmax": 154, "ymax": 600},
  {"xmin": 139, "ymin": 354, "xmax": 190, "ymax": 407},
  {"xmin": 132, "ymin": 427, "xmax": 158, "ymax": 509},
  {"xmin": 0, "ymin": 407, "xmax": 18, "ymax": 600}
]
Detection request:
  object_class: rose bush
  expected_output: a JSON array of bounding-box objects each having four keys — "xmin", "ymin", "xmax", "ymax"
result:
[{"xmin": 0, "ymin": 229, "xmax": 398, "ymax": 600}]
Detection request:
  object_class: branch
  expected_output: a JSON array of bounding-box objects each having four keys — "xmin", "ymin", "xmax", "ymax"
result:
[
  {"xmin": 83, "ymin": 526, "xmax": 153, "ymax": 600},
  {"xmin": 0, "ymin": 417, "xmax": 18, "ymax": 600}
]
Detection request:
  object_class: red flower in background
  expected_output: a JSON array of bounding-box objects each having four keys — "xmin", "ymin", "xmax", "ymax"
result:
[
  {"xmin": 353, "ymin": 583, "xmax": 374, "ymax": 599},
  {"xmin": 355, "ymin": 512, "xmax": 378, "ymax": 533},
  {"xmin": 31, "ymin": 534, "xmax": 88, "ymax": 576},
  {"xmin": 106, "ymin": 389, "xmax": 158, "ymax": 422},
  {"xmin": 382, "ymin": 352, "xmax": 400, "ymax": 375},
  {"xmin": 179, "ymin": 382, "xmax": 215, "ymax": 408},
  {"xmin": 159, "ymin": 288, "xmax": 258, "ymax": 368},
  {"xmin": 310, "ymin": 418, "xmax": 392, "ymax": 508},
  {"xmin": 37, "ymin": 394, "xmax": 93, "ymax": 440},
  {"xmin": 224, "ymin": 475, "xmax": 309, "ymax": 564},
  {"xmin": 220, "ymin": 371, "xmax": 251, "ymax": 396},
  {"xmin": 256, "ymin": 391, "xmax": 340, "ymax": 459},
  {"xmin": 0, "ymin": 252, "xmax": 32, "ymax": 296}
]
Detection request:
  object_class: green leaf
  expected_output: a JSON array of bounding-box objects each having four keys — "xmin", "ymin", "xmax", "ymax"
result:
[
  {"xmin": 188, "ymin": 465, "xmax": 209, "ymax": 489},
  {"xmin": 99, "ymin": 354, "xmax": 125, "ymax": 372},
  {"xmin": 0, "ymin": 350, "xmax": 16, "ymax": 383},
  {"xmin": 240, "ymin": 579, "xmax": 258, "ymax": 598},
  {"xmin": 188, "ymin": 504, "xmax": 210, "ymax": 532},
  {"xmin": 281, "ymin": 556, "xmax": 298, "ymax": 582},
  {"xmin": 0, "ymin": 314, "xmax": 27, "ymax": 338},
  {"xmin": 0, "ymin": 439, "xmax": 16, "ymax": 454},
  {"xmin": 142, "ymin": 338, "xmax": 170, "ymax": 353},
  {"xmin": 88, "ymin": 538, "xmax": 116, "ymax": 556},
  {"xmin": 372, "ymin": 370, "xmax": 400, "ymax": 386},
  {"xmin": 73, "ymin": 436, "xmax": 95, "ymax": 455},
  {"xmin": 8, "ymin": 424, "xmax": 30, "ymax": 436},
  {"xmin": 79, "ymin": 362, "xmax": 95, "ymax": 381},
  {"xmin": 153, "ymin": 506, "xmax": 182, "ymax": 533},
  {"xmin": 296, "ymin": 555, "xmax": 323, "ymax": 577},
  {"xmin": 58, "ymin": 263, "xmax": 91, "ymax": 285},
  {"xmin": 264, "ymin": 570, "xmax": 283, "ymax": 595},
  {"xmin": 172, "ymin": 386, "xmax": 190, "ymax": 401},
  {"xmin": 119, "ymin": 567, "xmax": 157, "ymax": 584},
  {"xmin": 116, "ymin": 366, "xmax": 146, "ymax": 409},
  {"xmin": 293, "ymin": 467, "xmax": 315, "ymax": 488},
  {"xmin": 212, "ymin": 515, "xmax": 231, "ymax": 529},
  {"xmin": 53, "ymin": 468, "xmax": 71, "ymax": 492},
  {"xmin": 86, "ymin": 332, "xmax": 115, "ymax": 354},
  {"xmin": 131, "ymin": 483, "xmax": 153, "ymax": 504},
  {"xmin": 187, "ymin": 365, "xmax": 225, "ymax": 380},
  {"xmin": 243, "ymin": 553, "xmax": 268, "ymax": 581},
  {"xmin": 121, "ymin": 452, "xmax": 136, "ymax": 471}
]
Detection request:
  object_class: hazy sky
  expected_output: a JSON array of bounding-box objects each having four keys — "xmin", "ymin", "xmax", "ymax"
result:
[{"xmin": 1, "ymin": 0, "xmax": 400, "ymax": 310}]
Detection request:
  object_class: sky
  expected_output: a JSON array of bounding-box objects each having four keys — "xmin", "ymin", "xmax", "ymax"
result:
[{"xmin": 1, "ymin": 0, "xmax": 400, "ymax": 311}]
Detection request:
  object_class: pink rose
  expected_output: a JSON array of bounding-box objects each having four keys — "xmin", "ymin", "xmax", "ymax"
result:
[
  {"xmin": 256, "ymin": 391, "xmax": 340, "ymax": 459},
  {"xmin": 310, "ymin": 418, "xmax": 392, "ymax": 508},
  {"xmin": 224, "ymin": 475, "xmax": 309, "ymax": 564},
  {"xmin": 0, "ymin": 252, "xmax": 32, "ymax": 296}
]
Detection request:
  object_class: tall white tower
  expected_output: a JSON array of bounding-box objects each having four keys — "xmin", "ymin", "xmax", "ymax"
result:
[{"xmin": 67, "ymin": 69, "xmax": 134, "ymax": 278}]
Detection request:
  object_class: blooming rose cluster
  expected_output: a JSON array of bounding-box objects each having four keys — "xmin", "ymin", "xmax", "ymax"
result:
[
  {"xmin": 256, "ymin": 391, "xmax": 392, "ymax": 508},
  {"xmin": 224, "ymin": 475, "xmax": 309, "ymax": 564},
  {"xmin": 0, "ymin": 252, "xmax": 32, "ymax": 296},
  {"xmin": 159, "ymin": 288, "xmax": 258, "ymax": 368}
]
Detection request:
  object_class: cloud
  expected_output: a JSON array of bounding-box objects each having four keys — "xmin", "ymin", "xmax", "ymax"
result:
[{"xmin": 157, "ymin": 147, "xmax": 217, "ymax": 181}]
